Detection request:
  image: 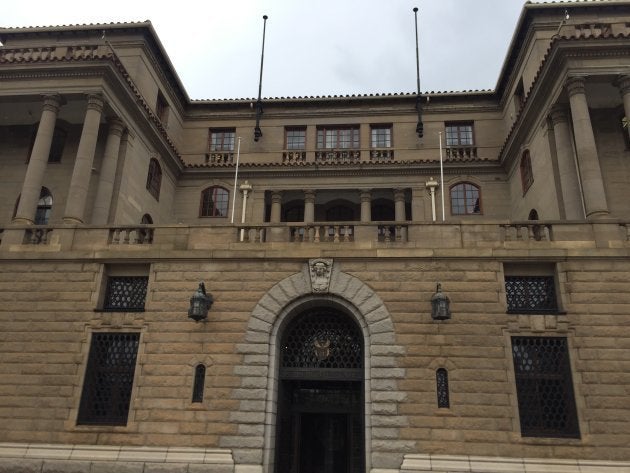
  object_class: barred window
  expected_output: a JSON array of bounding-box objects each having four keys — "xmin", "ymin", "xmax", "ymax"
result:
[
  {"xmin": 436, "ymin": 368, "xmax": 450, "ymax": 408},
  {"xmin": 77, "ymin": 332, "xmax": 140, "ymax": 426},
  {"xmin": 103, "ymin": 276, "xmax": 148, "ymax": 311},
  {"xmin": 505, "ymin": 276, "xmax": 558, "ymax": 314},
  {"xmin": 511, "ymin": 337, "xmax": 579, "ymax": 438},
  {"xmin": 192, "ymin": 364, "xmax": 206, "ymax": 403},
  {"xmin": 146, "ymin": 158, "xmax": 162, "ymax": 201},
  {"xmin": 520, "ymin": 150, "xmax": 534, "ymax": 194}
]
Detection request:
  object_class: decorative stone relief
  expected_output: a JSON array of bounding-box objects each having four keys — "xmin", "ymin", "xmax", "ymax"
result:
[{"xmin": 308, "ymin": 258, "xmax": 333, "ymax": 293}]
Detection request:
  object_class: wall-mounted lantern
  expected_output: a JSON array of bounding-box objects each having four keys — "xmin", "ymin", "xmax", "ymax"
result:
[
  {"xmin": 431, "ymin": 283, "xmax": 451, "ymax": 320},
  {"xmin": 188, "ymin": 282, "xmax": 213, "ymax": 322}
]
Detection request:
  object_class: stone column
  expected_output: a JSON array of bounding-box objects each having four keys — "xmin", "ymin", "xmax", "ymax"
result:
[
  {"xmin": 91, "ymin": 118, "xmax": 125, "ymax": 224},
  {"xmin": 618, "ymin": 75, "xmax": 630, "ymax": 141},
  {"xmin": 63, "ymin": 94, "xmax": 105, "ymax": 223},
  {"xmin": 13, "ymin": 94, "xmax": 62, "ymax": 224},
  {"xmin": 304, "ymin": 190, "xmax": 316, "ymax": 223},
  {"xmin": 270, "ymin": 191, "xmax": 282, "ymax": 223},
  {"xmin": 360, "ymin": 189, "xmax": 372, "ymax": 222},
  {"xmin": 566, "ymin": 77, "xmax": 609, "ymax": 218},
  {"xmin": 394, "ymin": 188, "xmax": 406, "ymax": 221},
  {"xmin": 549, "ymin": 105, "xmax": 583, "ymax": 220}
]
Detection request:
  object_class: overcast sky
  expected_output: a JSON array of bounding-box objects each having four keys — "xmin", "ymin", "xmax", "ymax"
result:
[{"xmin": 3, "ymin": 0, "xmax": 546, "ymax": 100}]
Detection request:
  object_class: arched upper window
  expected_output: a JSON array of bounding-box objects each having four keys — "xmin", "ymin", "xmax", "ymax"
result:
[
  {"xmin": 35, "ymin": 187, "xmax": 53, "ymax": 225},
  {"xmin": 141, "ymin": 214, "xmax": 153, "ymax": 224},
  {"xmin": 528, "ymin": 209, "xmax": 539, "ymax": 221},
  {"xmin": 520, "ymin": 150, "xmax": 534, "ymax": 194},
  {"xmin": 450, "ymin": 182, "xmax": 481, "ymax": 215},
  {"xmin": 146, "ymin": 158, "xmax": 162, "ymax": 201},
  {"xmin": 200, "ymin": 186, "xmax": 229, "ymax": 217}
]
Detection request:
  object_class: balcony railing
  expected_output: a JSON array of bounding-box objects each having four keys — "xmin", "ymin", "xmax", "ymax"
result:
[
  {"xmin": 370, "ymin": 149, "xmax": 394, "ymax": 161},
  {"xmin": 315, "ymin": 150, "xmax": 361, "ymax": 163},
  {"xmin": 205, "ymin": 152, "xmax": 234, "ymax": 164},
  {"xmin": 2, "ymin": 221, "xmax": 630, "ymax": 253},
  {"xmin": 446, "ymin": 146, "xmax": 478, "ymax": 159},
  {"xmin": 282, "ymin": 151, "xmax": 307, "ymax": 164}
]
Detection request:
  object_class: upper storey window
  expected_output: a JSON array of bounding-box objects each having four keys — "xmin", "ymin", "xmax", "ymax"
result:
[
  {"xmin": 445, "ymin": 122, "xmax": 474, "ymax": 147},
  {"xmin": 285, "ymin": 127, "xmax": 306, "ymax": 150},
  {"xmin": 209, "ymin": 129, "xmax": 236, "ymax": 152},
  {"xmin": 317, "ymin": 126, "xmax": 359, "ymax": 149},
  {"xmin": 200, "ymin": 186, "xmax": 229, "ymax": 218},
  {"xmin": 450, "ymin": 182, "xmax": 481, "ymax": 215},
  {"xmin": 371, "ymin": 125, "xmax": 392, "ymax": 148},
  {"xmin": 520, "ymin": 150, "xmax": 534, "ymax": 194},
  {"xmin": 156, "ymin": 91, "xmax": 169, "ymax": 124},
  {"xmin": 146, "ymin": 158, "xmax": 162, "ymax": 201}
]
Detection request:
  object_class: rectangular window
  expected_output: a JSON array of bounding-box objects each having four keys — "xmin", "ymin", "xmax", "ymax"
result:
[
  {"xmin": 511, "ymin": 337, "xmax": 579, "ymax": 438},
  {"xmin": 445, "ymin": 122, "xmax": 474, "ymax": 146},
  {"xmin": 316, "ymin": 126, "xmax": 359, "ymax": 149},
  {"xmin": 371, "ymin": 125, "xmax": 392, "ymax": 148},
  {"xmin": 505, "ymin": 276, "xmax": 558, "ymax": 314},
  {"xmin": 156, "ymin": 91, "xmax": 169, "ymax": 124},
  {"xmin": 209, "ymin": 129, "xmax": 235, "ymax": 152},
  {"xmin": 103, "ymin": 276, "xmax": 148, "ymax": 312},
  {"xmin": 77, "ymin": 332, "xmax": 140, "ymax": 426},
  {"xmin": 285, "ymin": 127, "xmax": 306, "ymax": 150}
]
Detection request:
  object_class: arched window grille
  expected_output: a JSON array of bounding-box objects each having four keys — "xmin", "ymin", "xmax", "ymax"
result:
[
  {"xmin": 146, "ymin": 158, "xmax": 162, "ymax": 200},
  {"xmin": 192, "ymin": 364, "xmax": 206, "ymax": 403},
  {"xmin": 35, "ymin": 187, "xmax": 53, "ymax": 225},
  {"xmin": 200, "ymin": 186, "xmax": 229, "ymax": 217},
  {"xmin": 450, "ymin": 182, "xmax": 481, "ymax": 215},
  {"xmin": 520, "ymin": 151, "xmax": 534, "ymax": 194},
  {"xmin": 436, "ymin": 368, "xmax": 450, "ymax": 408}
]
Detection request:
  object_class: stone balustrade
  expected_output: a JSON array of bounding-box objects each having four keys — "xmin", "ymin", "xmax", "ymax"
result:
[
  {"xmin": 314, "ymin": 150, "xmax": 361, "ymax": 163},
  {"xmin": 205, "ymin": 152, "xmax": 234, "ymax": 164},
  {"xmin": 445, "ymin": 146, "xmax": 478, "ymax": 159},
  {"xmin": 1, "ymin": 221, "xmax": 629, "ymax": 253},
  {"xmin": 370, "ymin": 149, "xmax": 395, "ymax": 160}
]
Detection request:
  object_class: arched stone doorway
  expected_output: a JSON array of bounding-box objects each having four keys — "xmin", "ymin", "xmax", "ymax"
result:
[{"xmin": 275, "ymin": 306, "xmax": 364, "ymax": 473}]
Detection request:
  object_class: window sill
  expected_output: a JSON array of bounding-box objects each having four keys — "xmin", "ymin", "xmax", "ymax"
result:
[
  {"xmin": 94, "ymin": 308, "xmax": 146, "ymax": 313},
  {"xmin": 506, "ymin": 310, "xmax": 566, "ymax": 315},
  {"xmin": 512, "ymin": 433, "xmax": 583, "ymax": 445}
]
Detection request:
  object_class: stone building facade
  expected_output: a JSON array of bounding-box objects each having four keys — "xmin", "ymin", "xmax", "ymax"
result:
[{"xmin": 1, "ymin": 2, "xmax": 630, "ymax": 472}]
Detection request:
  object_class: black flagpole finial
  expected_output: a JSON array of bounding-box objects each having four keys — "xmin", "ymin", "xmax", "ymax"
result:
[
  {"xmin": 254, "ymin": 15, "xmax": 268, "ymax": 142},
  {"xmin": 413, "ymin": 6, "xmax": 424, "ymax": 138}
]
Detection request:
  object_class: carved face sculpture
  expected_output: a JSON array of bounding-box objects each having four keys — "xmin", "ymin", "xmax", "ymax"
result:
[{"xmin": 314, "ymin": 262, "xmax": 327, "ymax": 277}]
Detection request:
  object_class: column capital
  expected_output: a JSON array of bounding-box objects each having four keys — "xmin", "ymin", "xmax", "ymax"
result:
[
  {"xmin": 549, "ymin": 104, "xmax": 570, "ymax": 126},
  {"xmin": 107, "ymin": 117, "xmax": 125, "ymax": 137},
  {"xmin": 566, "ymin": 76, "xmax": 587, "ymax": 98},
  {"xmin": 270, "ymin": 190, "xmax": 283, "ymax": 204},
  {"xmin": 41, "ymin": 94, "xmax": 63, "ymax": 113},
  {"xmin": 616, "ymin": 75, "xmax": 630, "ymax": 96},
  {"xmin": 304, "ymin": 190, "xmax": 316, "ymax": 203},
  {"xmin": 86, "ymin": 93, "xmax": 105, "ymax": 113},
  {"xmin": 359, "ymin": 189, "xmax": 372, "ymax": 203},
  {"xmin": 394, "ymin": 188, "xmax": 406, "ymax": 202}
]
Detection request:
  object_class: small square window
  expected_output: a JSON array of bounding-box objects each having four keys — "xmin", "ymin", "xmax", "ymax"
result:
[
  {"xmin": 445, "ymin": 122, "xmax": 474, "ymax": 146},
  {"xmin": 209, "ymin": 129, "xmax": 235, "ymax": 152},
  {"xmin": 103, "ymin": 276, "xmax": 148, "ymax": 312},
  {"xmin": 285, "ymin": 127, "xmax": 306, "ymax": 150},
  {"xmin": 371, "ymin": 125, "xmax": 392, "ymax": 148}
]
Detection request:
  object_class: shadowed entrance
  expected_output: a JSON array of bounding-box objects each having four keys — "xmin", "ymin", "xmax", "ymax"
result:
[{"xmin": 275, "ymin": 307, "xmax": 364, "ymax": 473}]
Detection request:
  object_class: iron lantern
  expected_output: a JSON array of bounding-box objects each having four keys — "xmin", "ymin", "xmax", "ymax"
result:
[
  {"xmin": 188, "ymin": 282, "xmax": 213, "ymax": 322},
  {"xmin": 431, "ymin": 283, "xmax": 451, "ymax": 320}
]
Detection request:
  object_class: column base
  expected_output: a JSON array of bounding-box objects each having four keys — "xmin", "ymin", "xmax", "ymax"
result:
[
  {"xmin": 11, "ymin": 217, "xmax": 34, "ymax": 225},
  {"xmin": 585, "ymin": 210, "xmax": 610, "ymax": 220},
  {"xmin": 62, "ymin": 216, "xmax": 84, "ymax": 224}
]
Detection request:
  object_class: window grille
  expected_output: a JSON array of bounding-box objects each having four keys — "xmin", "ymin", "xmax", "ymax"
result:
[
  {"xmin": 280, "ymin": 309, "xmax": 363, "ymax": 377},
  {"xmin": 192, "ymin": 364, "xmax": 206, "ymax": 403},
  {"xmin": 511, "ymin": 337, "xmax": 579, "ymax": 438},
  {"xmin": 505, "ymin": 276, "xmax": 558, "ymax": 313},
  {"xmin": 77, "ymin": 332, "xmax": 140, "ymax": 425},
  {"xmin": 103, "ymin": 276, "xmax": 148, "ymax": 311},
  {"xmin": 436, "ymin": 368, "xmax": 450, "ymax": 408}
]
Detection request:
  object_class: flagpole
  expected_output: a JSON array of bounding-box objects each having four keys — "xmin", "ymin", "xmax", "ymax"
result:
[
  {"xmin": 413, "ymin": 7, "xmax": 424, "ymax": 138},
  {"xmin": 254, "ymin": 15, "xmax": 268, "ymax": 141},
  {"xmin": 231, "ymin": 137, "xmax": 241, "ymax": 224},
  {"xmin": 439, "ymin": 132, "xmax": 445, "ymax": 221}
]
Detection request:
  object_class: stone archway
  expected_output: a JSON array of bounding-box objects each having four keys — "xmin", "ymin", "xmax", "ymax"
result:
[{"xmin": 224, "ymin": 260, "xmax": 410, "ymax": 473}]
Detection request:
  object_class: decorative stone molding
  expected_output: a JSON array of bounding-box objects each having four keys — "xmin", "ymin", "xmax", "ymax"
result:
[
  {"xmin": 565, "ymin": 76, "xmax": 587, "ymax": 98},
  {"xmin": 309, "ymin": 257, "xmax": 333, "ymax": 293},
  {"xmin": 229, "ymin": 263, "xmax": 408, "ymax": 472},
  {"xmin": 617, "ymin": 75, "xmax": 630, "ymax": 96},
  {"xmin": 549, "ymin": 104, "xmax": 569, "ymax": 126},
  {"xmin": 41, "ymin": 93, "xmax": 63, "ymax": 113},
  {"xmin": 86, "ymin": 93, "xmax": 105, "ymax": 113}
]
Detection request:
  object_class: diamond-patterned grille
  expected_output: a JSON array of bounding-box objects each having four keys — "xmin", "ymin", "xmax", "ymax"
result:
[
  {"xmin": 436, "ymin": 368, "xmax": 450, "ymax": 408},
  {"xmin": 505, "ymin": 276, "xmax": 558, "ymax": 313},
  {"xmin": 77, "ymin": 332, "xmax": 140, "ymax": 426},
  {"xmin": 192, "ymin": 364, "xmax": 206, "ymax": 403},
  {"xmin": 280, "ymin": 309, "xmax": 363, "ymax": 373},
  {"xmin": 511, "ymin": 337, "xmax": 579, "ymax": 438},
  {"xmin": 104, "ymin": 276, "xmax": 148, "ymax": 311}
]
